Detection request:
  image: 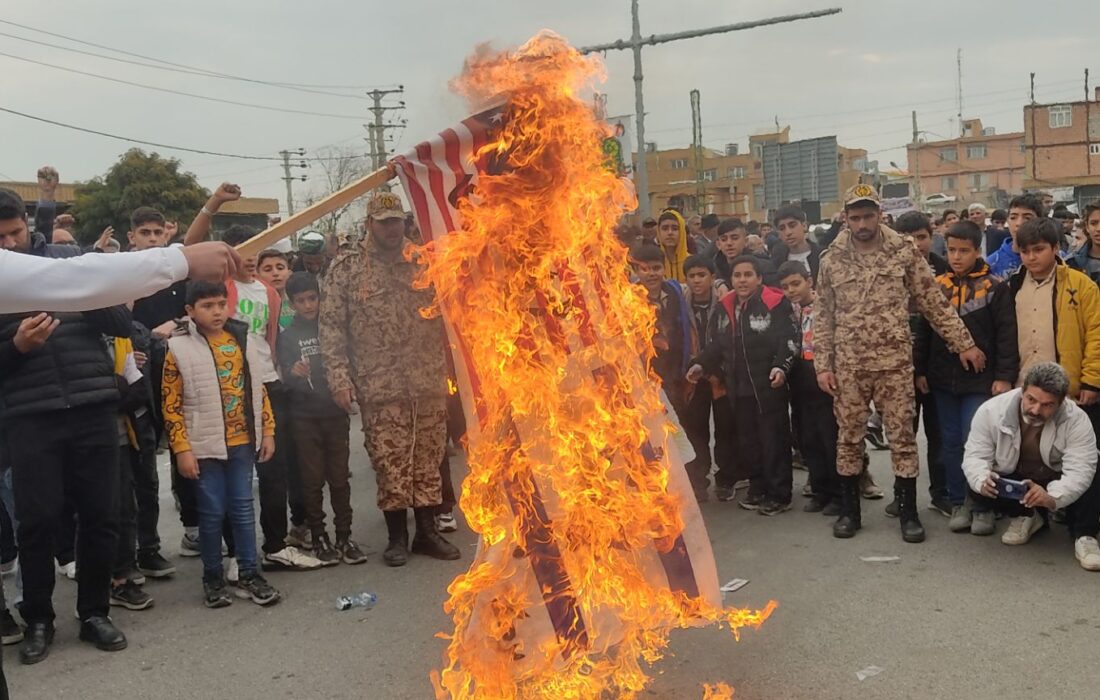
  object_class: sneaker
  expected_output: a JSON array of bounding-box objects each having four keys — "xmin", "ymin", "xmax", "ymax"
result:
[
  {"xmin": 733, "ymin": 479, "xmax": 751, "ymax": 491},
  {"xmin": 738, "ymin": 493, "xmax": 766, "ymax": 511},
  {"xmin": 758, "ymin": 500, "xmax": 792, "ymax": 516},
  {"xmin": 262, "ymin": 546, "xmax": 322, "ymax": 571},
  {"xmin": 970, "ymin": 510, "xmax": 996, "ymax": 536},
  {"xmin": 929, "ymin": 495, "xmax": 953, "ymax": 517},
  {"xmin": 337, "ymin": 538, "xmax": 368, "ymax": 566},
  {"xmin": 226, "ymin": 557, "xmax": 239, "ymax": 586},
  {"xmin": 180, "ymin": 530, "xmax": 201, "ymax": 558},
  {"xmin": 948, "ymin": 504, "xmax": 972, "ymax": 532},
  {"xmin": 884, "ymin": 499, "xmax": 899, "ymax": 517},
  {"xmin": 312, "ymin": 535, "xmax": 341, "ymax": 567},
  {"xmin": 865, "ymin": 425, "xmax": 888, "ymax": 450},
  {"xmin": 57, "ymin": 561, "xmax": 77, "ymax": 580},
  {"xmin": 285, "ymin": 525, "xmax": 313, "ymax": 549},
  {"xmin": 236, "ymin": 573, "xmax": 281, "ymax": 606},
  {"xmin": 0, "ymin": 608, "xmax": 23, "ymax": 645},
  {"xmin": 203, "ymin": 578, "xmax": 232, "ymax": 609},
  {"xmin": 714, "ymin": 487, "xmax": 735, "ymax": 502},
  {"xmin": 1, "ymin": 559, "xmax": 16, "ymax": 578},
  {"xmin": 801, "ymin": 482, "xmax": 814, "ymax": 498},
  {"xmin": 109, "ymin": 581, "xmax": 154, "ymax": 611},
  {"xmin": 129, "ymin": 571, "xmax": 146, "ymax": 586},
  {"xmin": 1075, "ymin": 536, "xmax": 1100, "ymax": 571},
  {"xmin": 1001, "ymin": 513, "xmax": 1045, "ymax": 545},
  {"xmin": 860, "ymin": 473, "xmax": 884, "ymax": 500},
  {"xmin": 437, "ymin": 512, "xmax": 458, "ymax": 533},
  {"xmin": 137, "ymin": 552, "xmax": 176, "ymax": 579},
  {"xmin": 803, "ymin": 498, "xmax": 828, "ymax": 513}
]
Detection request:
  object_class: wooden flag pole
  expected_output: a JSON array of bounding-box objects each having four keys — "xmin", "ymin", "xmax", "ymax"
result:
[{"xmin": 235, "ymin": 163, "xmax": 396, "ymax": 257}]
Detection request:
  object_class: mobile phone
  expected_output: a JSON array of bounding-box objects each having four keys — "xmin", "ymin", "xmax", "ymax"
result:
[{"xmin": 996, "ymin": 477, "xmax": 1029, "ymax": 501}]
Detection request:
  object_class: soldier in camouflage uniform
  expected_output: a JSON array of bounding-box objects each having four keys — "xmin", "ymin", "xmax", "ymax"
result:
[
  {"xmin": 814, "ymin": 184, "xmax": 984, "ymax": 543},
  {"xmin": 319, "ymin": 192, "xmax": 460, "ymax": 567}
]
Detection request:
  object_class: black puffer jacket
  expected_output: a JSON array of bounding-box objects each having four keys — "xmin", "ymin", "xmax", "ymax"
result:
[
  {"xmin": 693, "ymin": 286, "xmax": 798, "ymax": 414},
  {"xmin": 0, "ymin": 306, "xmax": 133, "ymax": 418}
]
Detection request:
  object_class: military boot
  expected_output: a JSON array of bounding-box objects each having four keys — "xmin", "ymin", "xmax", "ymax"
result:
[
  {"xmin": 895, "ymin": 477, "xmax": 926, "ymax": 543},
  {"xmin": 411, "ymin": 508, "xmax": 461, "ymax": 560},
  {"xmin": 832, "ymin": 475, "xmax": 862, "ymax": 539},
  {"xmin": 383, "ymin": 509, "xmax": 409, "ymax": 567}
]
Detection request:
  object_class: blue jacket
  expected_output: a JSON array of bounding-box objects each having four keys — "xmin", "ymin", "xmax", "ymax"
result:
[
  {"xmin": 1068, "ymin": 243, "xmax": 1100, "ymax": 288},
  {"xmin": 986, "ymin": 237, "xmax": 1021, "ymax": 279}
]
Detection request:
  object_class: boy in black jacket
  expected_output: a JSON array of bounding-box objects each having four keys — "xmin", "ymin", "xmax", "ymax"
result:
[
  {"xmin": 630, "ymin": 244, "xmax": 693, "ymax": 416},
  {"xmin": 915, "ymin": 220, "xmax": 1019, "ymax": 534},
  {"xmin": 276, "ymin": 273, "xmax": 364, "ymax": 566},
  {"xmin": 688, "ymin": 255, "xmax": 798, "ymax": 515},
  {"xmin": 778, "ymin": 261, "xmax": 841, "ymax": 516}
]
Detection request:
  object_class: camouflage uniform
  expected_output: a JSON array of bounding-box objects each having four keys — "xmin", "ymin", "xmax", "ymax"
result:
[
  {"xmin": 319, "ymin": 235, "xmax": 449, "ymax": 510},
  {"xmin": 814, "ymin": 224, "xmax": 974, "ymax": 478}
]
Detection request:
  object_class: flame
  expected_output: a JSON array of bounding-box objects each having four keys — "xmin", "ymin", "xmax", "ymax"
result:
[{"xmin": 419, "ymin": 31, "xmax": 775, "ymax": 699}]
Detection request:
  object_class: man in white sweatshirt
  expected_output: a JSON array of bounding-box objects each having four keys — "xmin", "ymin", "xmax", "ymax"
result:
[{"xmin": 962, "ymin": 362, "xmax": 1100, "ymax": 570}]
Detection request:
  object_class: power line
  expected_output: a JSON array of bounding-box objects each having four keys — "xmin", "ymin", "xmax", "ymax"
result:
[
  {"xmin": 0, "ymin": 17, "xmax": 382, "ymax": 91},
  {"xmin": 0, "ymin": 29, "xmax": 370, "ymax": 101},
  {"xmin": 0, "ymin": 51, "xmax": 364, "ymax": 120},
  {"xmin": 0, "ymin": 106, "xmax": 284, "ymax": 160}
]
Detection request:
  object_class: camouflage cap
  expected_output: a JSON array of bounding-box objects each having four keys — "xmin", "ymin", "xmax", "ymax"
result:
[
  {"xmin": 367, "ymin": 191, "xmax": 405, "ymax": 221},
  {"xmin": 298, "ymin": 230, "xmax": 326, "ymax": 255},
  {"xmin": 844, "ymin": 183, "xmax": 881, "ymax": 208}
]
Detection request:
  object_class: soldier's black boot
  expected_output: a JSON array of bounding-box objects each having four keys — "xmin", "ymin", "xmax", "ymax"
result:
[
  {"xmin": 383, "ymin": 509, "xmax": 409, "ymax": 567},
  {"xmin": 832, "ymin": 475, "xmax": 862, "ymax": 539},
  {"xmin": 896, "ymin": 477, "xmax": 926, "ymax": 543},
  {"xmin": 411, "ymin": 508, "xmax": 461, "ymax": 560}
]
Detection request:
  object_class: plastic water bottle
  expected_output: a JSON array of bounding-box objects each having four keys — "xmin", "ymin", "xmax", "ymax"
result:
[{"xmin": 336, "ymin": 591, "xmax": 377, "ymax": 611}]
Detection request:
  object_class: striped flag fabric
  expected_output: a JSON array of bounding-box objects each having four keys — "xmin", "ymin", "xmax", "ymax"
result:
[{"xmin": 392, "ymin": 113, "xmax": 723, "ymax": 670}]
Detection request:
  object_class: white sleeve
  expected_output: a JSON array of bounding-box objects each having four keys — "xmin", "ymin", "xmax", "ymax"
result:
[
  {"xmin": 1047, "ymin": 411, "xmax": 1099, "ymax": 509},
  {"xmin": 961, "ymin": 401, "xmax": 998, "ymax": 493},
  {"xmin": 121, "ymin": 349, "xmax": 143, "ymax": 386},
  {"xmin": 0, "ymin": 248, "xmax": 189, "ymax": 313}
]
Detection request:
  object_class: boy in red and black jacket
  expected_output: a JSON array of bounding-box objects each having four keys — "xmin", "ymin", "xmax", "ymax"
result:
[{"xmin": 688, "ymin": 255, "xmax": 798, "ymax": 514}]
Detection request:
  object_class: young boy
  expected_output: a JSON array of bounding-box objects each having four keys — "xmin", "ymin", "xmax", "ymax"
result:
[
  {"xmin": 163, "ymin": 281, "xmax": 280, "ymax": 608},
  {"xmin": 630, "ymin": 243, "xmax": 693, "ymax": 416},
  {"xmin": 778, "ymin": 261, "xmax": 841, "ymax": 515},
  {"xmin": 770, "ymin": 205, "xmax": 822, "ymax": 281},
  {"xmin": 256, "ymin": 249, "xmax": 293, "ymax": 331},
  {"xmin": 713, "ymin": 218, "xmax": 777, "ymax": 292},
  {"xmin": 986, "ymin": 194, "xmax": 1045, "ymax": 278},
  {"xmin": 276, "ymin": 273, "xmax": 365, "ymax": 566},
  {"xmin": 914, "ymin": 220, "xmax": 1019, "ymax": 535},
  {"xmin": 679, "ymin": 254, "xmax": 736, "ymax": 502},
  {"xmin": 219, "ymin": 227, "xmax": 319, "ymax": 571},
  {"xmin": 1069, "ymin": 201, "xmax": 1100, "ymax": 285},
  {"xmin": 688, "ymin": 255, "xmax": 797, "ymax": 515}
]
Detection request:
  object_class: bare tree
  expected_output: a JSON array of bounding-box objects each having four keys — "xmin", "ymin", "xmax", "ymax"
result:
[{"xmin": 301, "ymin": 146, "xmax": 368, "ymax": 238}]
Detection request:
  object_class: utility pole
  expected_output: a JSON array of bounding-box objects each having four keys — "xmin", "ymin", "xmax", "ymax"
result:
[
  {"xmin": 690, "ymin": 89, "xmax": 704, "ymax": 213},
  {"xmin": 364, "ymin": 87, "xmax": 407, "ymax": 192},
  {"xmin": 279, "ymin": 148, "xmax": 308, "ymax": 215},
  {"xmin": 580, "ymin": 4, "xmax": 842, "ymax": 218},
  {"xmin": 910, "ymin": 111, "xmax": 922, "ymax": 206},
  {"xmin": 956, "ymin": 48, "xmax": 964, "ymax": 136}
]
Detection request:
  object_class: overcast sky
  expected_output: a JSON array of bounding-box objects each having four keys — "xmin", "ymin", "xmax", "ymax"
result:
[{"xmin": 2, "ymin": 0, "xmax": 1094, "ymax": 215}]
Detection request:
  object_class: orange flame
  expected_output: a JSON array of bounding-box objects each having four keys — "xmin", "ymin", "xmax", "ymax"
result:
[
  {"xmin": 703, "ymin": 682, "xmax": 735, "ymax": 700},
  {"xmin": 419, "ymin": 31, "xmax": 776, "ymax": 699}
]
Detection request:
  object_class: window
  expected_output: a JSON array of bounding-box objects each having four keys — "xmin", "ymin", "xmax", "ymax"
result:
[
  {"xmin": 753, "ymin": 185, "xmax": 765, "ymax": 210},
  {"xmin": 751, "ymin": 143, "xmax": 764, "ymax": 159},
  {"xmin": 1090, "ymin": 144, "xmax": 1100, "ymax": 156},
  {"xmin": 728, "ymin": 166, "xmax": 746, "ymax": 179},
  {"xmin": 939, "ymin": 148, "xmax": 957, "ymax": 162},
  {"xmin": 670, "ymin": 158, "xmax": 689, "ymax": 169},
  {"xmin": 851, "ymin": 158, "xmax": 867, "ymax": 172},
  {"xmin": 966, "ymin": 144, "xmax": 987, "ymax": 159},
  {"xmin": 941, "ymin": 176, "xmax": 956, "ymax": 191},
  {"xmin": 702, "ymin": 169, "xmax": 717, "ymax": 182},
  {"xmin": 969, "ymin": 173, "xmax": 989, "ymax": 191},
  {"xmin": 1049, "ymin": 105, "xmax": 1073, "ymax": 129}
]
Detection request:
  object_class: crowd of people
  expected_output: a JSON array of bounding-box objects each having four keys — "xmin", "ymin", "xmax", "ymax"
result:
[
  {"xmin": 0, "ymin": 170, "xmax": 463, "ymax": 683},
  {"xmin": 630, "ymin": 183, "xmax": 1100, "ymax": 560}
]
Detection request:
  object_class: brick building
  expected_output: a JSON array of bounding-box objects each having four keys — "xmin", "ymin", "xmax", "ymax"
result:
[
  {"xmin": 1023, "ymin": 89, "xmax": 1100, "ymax": 206},
  {"xmin": 905, "ymin": 118, "xmax": 1025, "ymax": 210}
]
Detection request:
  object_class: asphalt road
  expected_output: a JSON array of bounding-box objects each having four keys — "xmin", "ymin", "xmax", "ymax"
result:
[{"xmin": 5, "ymin": 435, "xmax": 1097, "ymax": 700}]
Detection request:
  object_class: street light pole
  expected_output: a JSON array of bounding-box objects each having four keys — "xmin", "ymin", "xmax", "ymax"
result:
[{"xmin": 582, "ymin": 4, "xmax": 842, "ymax": 218}]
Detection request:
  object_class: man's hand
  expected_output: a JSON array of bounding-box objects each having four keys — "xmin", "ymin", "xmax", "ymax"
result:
[
  {"xmin": 291, "ymin": 360, "xmax": 311, "ymax": 378},
  {"xmin": 959, "ymin": 346, "xmax": 987, "ymax": 372},
  {"xmin": 152, "ymin": 320, "xmax": 177, "ymax": 339},
  {"xmin": 686, "ymin": 364, "xmax": 704, "ymax": 384},
  {"xmin": 209, "ymin": 183, "xmax": 241, "ymax": 211},
  {"xmin": 177, "ymin": 451, "xmax": 199, "ymax": 480},
  {"xmin": 769, "ymin": 368, "xmax": 786, "ymax": 388},
  {"xmin": 37, "ymin": 166, "xmax": 58, "ymax": 199},
  {"xmin": 992, "ymin": 380, "xmax": 1012, "ymax": 396},
  {"xmin": 180, "ymin": 242, "xmax": 241, "ymax": 281},
  {"xmin": 164, "ymin": 221, "xmax": 178, "ymax": 241},
  {"xmin": 94, "ymin": 226, "xmax": 115, "ymax": 251},
  {"xmin": 816, "ymin": 371, "xmax": 837, "ymax": 397},
  {"xmin": 257, "ymin": 435, "xmax": 275, "ymax": 463},
  {"xmin": 980, "ymin": 472, "xmax": 1000, "ymax": 499},
  {"xmin": 915, "ymin": 376, "xmax": 930, "ymax": 394},
  {"xmin": 332, "ymin": 388, "xmax": 355, "ymax": 414},
  {"xmin": 1020, "ymin": 480, "xmax": 1057, "ymax": 510},
  {"xmin": 13, "ymin": 313, "xmax": 59, "ymax": 353},
  {"xmin": 1077, "ymin": 389, "xmax": 1100, "ymax": 407}
]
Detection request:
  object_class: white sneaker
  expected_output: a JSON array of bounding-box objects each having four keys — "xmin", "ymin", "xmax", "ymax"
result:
[
  {"xmin": 1001, "ymin": 513, "xmax": 1045, "ymax": 545},
  {"xmin": 262, "ymin": 546, "xmax": 322, "ymax": 571},
  {"xmin": 57, "ymin": 561, "xmax": 77, "ymax": 580},
  {"xmin": 437, "ymin": 512, "xmax": 458, "ymax": 533},
  {"xmin": 226, "ymin": 557, "xmax": 239, "ymax": 585},
  {"xmin": 286, "ymin": 525, "xmax": 313, "ymax": 549},
  {"xmin": 1074, "ymin": 536, "xmax": 1100, "ymax": 571},
  {"xmin": 180, "ymin": 529, "xmax": 201, "ymax": 558}
]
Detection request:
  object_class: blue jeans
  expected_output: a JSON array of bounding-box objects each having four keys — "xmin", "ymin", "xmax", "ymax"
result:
[
  {"xmin": 196, "ymin": 445, "xmax": 258, "ymax": 581},
  {"xmin": 932, "ymin": 391, "xmax": 989, "ymax": 506}
]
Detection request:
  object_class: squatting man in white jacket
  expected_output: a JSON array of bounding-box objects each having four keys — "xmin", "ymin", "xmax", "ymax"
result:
[{"xmin": 962, "ymin": 362, "xmax": 1100, "ymax": 571}]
